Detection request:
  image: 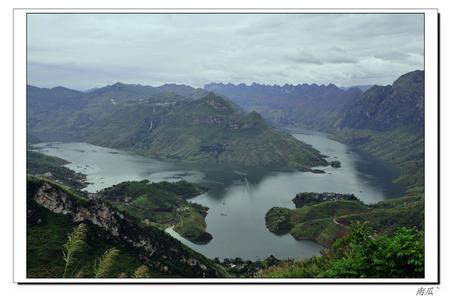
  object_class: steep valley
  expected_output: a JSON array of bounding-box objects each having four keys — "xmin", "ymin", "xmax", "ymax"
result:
[{"xmin": 206, "ymin": 70, "xmax": 425, "ymax": 189}]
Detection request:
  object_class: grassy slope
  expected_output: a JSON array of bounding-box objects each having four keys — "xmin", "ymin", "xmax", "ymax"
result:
[
  {"xmin": 265, "ymin": 192, "xmax": 424, "ymax": 247},
  {"xmin": 27, "ymin": 150, "xmax": 88, "ymax": 190},
  {"xmin": 27, "ymin": 205, "xmax": 146, "ymax": 278},
  {"xmin": 29, "ymin": 88, "xmax": 329, "ymax": 170},
  {"xmin": 333, "ymin": 128, "xmax": 424, "ymax": 188},
  {"xmin": 266, "ymin": 200, "xmax": 369, "ymax": 246},
  {"xmin": 96, "ymin": 180, "xmax": 212, "ymax": 244},
  {"xmin": 338, "ymin": 187, "xmax": 424, "ymax": 234},
  {"xmin": 100, "ymin": 98, "xmax": 326, "ymax": 170}
]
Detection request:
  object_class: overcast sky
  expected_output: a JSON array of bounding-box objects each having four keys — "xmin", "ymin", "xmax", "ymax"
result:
[{"xmin": 27, "ymin": 14, "xmax": 424, "ymax": 90}]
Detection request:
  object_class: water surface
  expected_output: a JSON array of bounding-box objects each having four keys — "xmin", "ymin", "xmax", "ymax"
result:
[{"xmin": 33, "ymin": 129, "xmax": 403, "ymax": 260}]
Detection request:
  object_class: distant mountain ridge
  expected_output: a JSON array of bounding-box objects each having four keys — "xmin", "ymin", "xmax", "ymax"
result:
[
  {"xmin": 205, "ymin": 70, "xmax": 424, "ymax": 134},
  {"xmin": 205, "ymin": 82, "xmax": 364, "ymax": 130},
  {"xmin": 205, "ymin": 70, "xmax": 425, "ymax": 188},
  {"xmin": 341, "ymin": 85, "xmax": 374, "ymax": 92}
]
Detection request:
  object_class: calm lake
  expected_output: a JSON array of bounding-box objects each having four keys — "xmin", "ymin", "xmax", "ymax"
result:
[{"xmin": 34, "ymin": 129, "xmax": 404, "ymax": 261}]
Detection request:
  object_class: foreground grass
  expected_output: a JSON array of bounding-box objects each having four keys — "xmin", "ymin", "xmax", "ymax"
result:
[{"xmin": 27, "ymin": 205, "xmax": 145, "ymax": 278}]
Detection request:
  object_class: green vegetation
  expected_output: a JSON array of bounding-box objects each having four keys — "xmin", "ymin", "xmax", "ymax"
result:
[
  {"xmin": 96, "ymin": 179, "xmax": 212, "ymax": 244},
  {"xmin": 329, "ymin": 71, "xmax": 424, "ymax": 189},
  {"xmin": 207, "ymin": 71, "xmax": 424, "ymax": 190},
  {"xmin": 266, "ymin": 199, "xmax": 369, "ymax": 246},
  {"xmin": 27, "ymin": 150, "xmax": 88, "ymax": 190},
  {"xmin": 133, "ymin": 265, "xmax": 151, "ymax": 278},
  {"xmin": 333, "ymin": 128, "xmax": 424, "ymax": 188},
  {"xmin": 94, "ymin": 248, "xmax": 121, "ymax": 278},
  {"xmin": 26, "ymin": 71, "xmax": 426, "ymax": 279},
  {"xmin": 258, "ymin": 222, "xmax": 424, "ymax": 278},
  {"xmin": 264, "ymin": 207, "xmax": 292, "ymax": 235},
  {"xmin": 340, "ymin": 187, "xmax": 424, "ymax": 235},
  {"xmin": 27, "ymin": 206, "xmax": 145, "ymax": 278},
  {"xmin": 27, "ymin": 174, "xmax": 89, "ymax": 204},
  {"xmin": 62, "ymin": 223, "xmax": 88, "ymax": 278},
  {"xmin": 290, "ymin": 217, "xmax": 350, "ymax": 247},
  {"xmin": 27, "ymin": 177, "xmax": 226, "ymax": 278},
  {"xmin": 265, "ymin": 191, "xmax": 423, "ymax": 247},
  {"xmin": 28, "ymin": 85, "xmax": 328, "ymax": 170},
  {"xmin": 84, "ymin": 93, "xmax": 328, "ymax": 170}
]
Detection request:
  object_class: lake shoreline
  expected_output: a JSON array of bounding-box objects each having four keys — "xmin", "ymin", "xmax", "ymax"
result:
[{"xmin": 32, "ymin": 129, "xmax": 404, "ymax": 260}]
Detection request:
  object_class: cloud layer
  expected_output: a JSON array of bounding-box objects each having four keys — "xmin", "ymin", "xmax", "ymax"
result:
[{"xmin": 27, "ymin": 14, "xmax": 424, "ymax": 90}]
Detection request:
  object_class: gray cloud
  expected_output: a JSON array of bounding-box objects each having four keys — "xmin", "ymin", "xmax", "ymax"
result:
[
  {"xmin": 27, "ymin": 14, "xmax": 424, "ymax": 90},
  {"xmin": 286, "ymin": 48, "xmax": 359, "ymax": 65}
]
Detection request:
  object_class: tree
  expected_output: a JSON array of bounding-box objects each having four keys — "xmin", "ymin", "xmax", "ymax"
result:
[{"xmin": 321, "ymin": 222, "xmax": 424, "ymax": 278}]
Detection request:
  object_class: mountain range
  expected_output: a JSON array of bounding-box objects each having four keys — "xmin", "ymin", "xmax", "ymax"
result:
[
  {"xmin": 205, "ymin": 70, "xmax": 425, "ymax": 188},
  {"xmin": 205, "ymin": 81, "xmax": 364, "ymax": 130},
  {"xmin": 26, "ymin": 70, "xmax": 426, "ymax": 279},
  {"xmin": 27, "ymin": 83, "xmax": 328, "ymax": 170}
]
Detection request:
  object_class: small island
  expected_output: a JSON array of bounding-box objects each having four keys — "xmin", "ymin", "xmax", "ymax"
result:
[{"xmin": 265, "ymin": 192, "xmax": 368, "ymax": 246}]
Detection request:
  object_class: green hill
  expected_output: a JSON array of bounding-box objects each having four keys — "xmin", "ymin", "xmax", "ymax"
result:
[
  {"xmin": 96, "ymin": 180, "xmax": 213, "ymax": 244},
  {"xmin": 265, "ymin": 191, "xmax": 424, "ymax": 247},
  {"xmin": 27, "ymin": 85, "xmax": 329, "ymax": 170}
]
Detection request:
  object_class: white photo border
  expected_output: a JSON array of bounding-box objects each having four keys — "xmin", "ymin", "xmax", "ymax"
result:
[{"xmin": 13, "ymin": 8, "xmax": 439, "ymax": 284}]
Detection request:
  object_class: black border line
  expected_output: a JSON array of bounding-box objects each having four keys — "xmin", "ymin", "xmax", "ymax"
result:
[{"xmin": 15, "ymin": 9, "xmax": 440, "ymax": 285}]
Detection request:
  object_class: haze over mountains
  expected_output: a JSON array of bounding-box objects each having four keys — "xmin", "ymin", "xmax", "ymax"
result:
[
  {"xmin": 28, "ymin": 70, "xmax": 424, "ymax": 186},
  {"xmin": 205, "ymin": 82, "xmax": 364, "ymax": 130},
  {"xmin": 205, "ymin": 70, "xmax": 425, "ymax": 187}
]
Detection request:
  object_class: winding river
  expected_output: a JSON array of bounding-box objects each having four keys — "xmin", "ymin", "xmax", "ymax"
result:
[{"xmin": 34, "ymin": 129, "xmax": 404, "ymax": 261}]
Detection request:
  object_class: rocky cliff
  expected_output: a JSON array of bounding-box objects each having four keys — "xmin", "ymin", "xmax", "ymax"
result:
[{"xmin": 27, "ymin": 177, "xmax": 224, "ymax": 278}]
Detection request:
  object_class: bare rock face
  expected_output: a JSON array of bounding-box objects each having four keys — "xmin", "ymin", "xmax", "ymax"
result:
[
  {"xmin": 30, "ymin": 180, "xmax": 222, "ymax": 277},
  {"xmin": 34, "ymin": 183, "xmax": 74, "ymax": 214}
]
